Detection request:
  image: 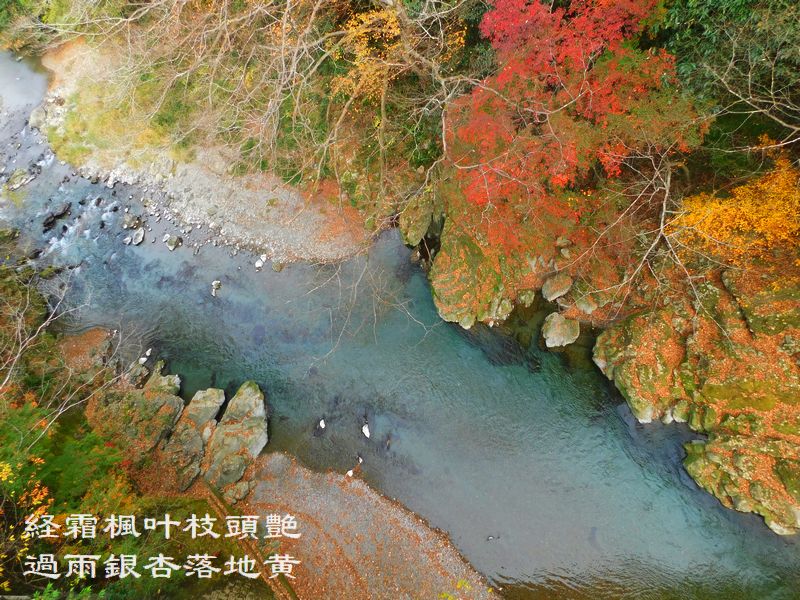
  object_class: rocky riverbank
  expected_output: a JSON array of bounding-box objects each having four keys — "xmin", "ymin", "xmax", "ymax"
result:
[
  {"xmin": 32, "ymin": 40, "xmax": 371, "ymax": 264},
  {"xmin": 76, "ymin": 333, "xmax": 493, "ymax": 599},
  {"xmin": 594, "ymin": 266, "xmax": 800, "ymax": 534},
  {"xmin": 396, "ymin": 102, "xmax": 800, "ymax": 536}
]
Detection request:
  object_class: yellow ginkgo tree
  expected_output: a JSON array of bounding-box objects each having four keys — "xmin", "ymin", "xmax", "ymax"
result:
[{"xmin": 672, "ymin": 153, "xmax": 800, "ymax": 261}]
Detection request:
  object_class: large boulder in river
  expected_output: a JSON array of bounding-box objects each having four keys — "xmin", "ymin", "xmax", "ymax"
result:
[
  {"xmin": 204, "ymin": 381, "xmax": 268, "ymax": 489},
  {"xmin": 220, "ymin": 381, "xmax": 266, "ymax": 423},
  {"xmin": 542, "ymin": 312, "xmax": 580, "ymax": 348}
]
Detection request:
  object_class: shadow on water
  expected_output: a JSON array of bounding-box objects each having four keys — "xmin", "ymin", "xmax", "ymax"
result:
[{"xmin": 452, "ymin": 321, "xmax": 542, "ymax": 373}]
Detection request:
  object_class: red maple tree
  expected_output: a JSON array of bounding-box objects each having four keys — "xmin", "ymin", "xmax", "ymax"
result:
[{"xmin": 447, "ymin": 0, "xmax": 699, "ymax": 221}]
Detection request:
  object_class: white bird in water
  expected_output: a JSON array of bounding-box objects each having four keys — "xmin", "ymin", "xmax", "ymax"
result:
[
  {"xmin": 318, "ymin": 418, "xmax": 326, "ymax": 430},
  {"xmin": 361, "ymin": 422, "xmax": 370, "ymax": 439},
  {"xmin": 137, "ymin": 356, "xmax": 147, "ymax": 365},
  {"xmin": 357, "ymin": 455, "xmax": 363, "ymax": 465},
  {"xmin": 145, "ymin": 348, "xmax": 152, "ymax": 357},
  {"xmin": 346, "ymin": 469, "xmax": 354, "ymax": 477}
]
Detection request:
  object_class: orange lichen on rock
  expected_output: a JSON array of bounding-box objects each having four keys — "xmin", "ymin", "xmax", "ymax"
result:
[{"xmin": 596, "ymin": 252, "xmax": 800, "ymax": 533}]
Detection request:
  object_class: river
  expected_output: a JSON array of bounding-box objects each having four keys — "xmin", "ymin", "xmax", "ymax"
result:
[{"xmin": 1, "ymin": 51, "xmax": 799, "ymax": 599}]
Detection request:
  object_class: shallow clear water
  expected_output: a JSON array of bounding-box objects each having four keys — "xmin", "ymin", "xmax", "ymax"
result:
[{"xmin": 2, "ymin": 51, "xmax": 800, "ymax": 599}]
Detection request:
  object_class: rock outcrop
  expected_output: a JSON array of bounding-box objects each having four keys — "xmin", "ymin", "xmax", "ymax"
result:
[
  {"xmin": 164, "ymin": 388, "xmax": 225, "ymax": 491},
  {"xmin": 90, "ymin": 357, "xmax": 269, "ymax": 500},
  {"xmin": 594, "ymin": 268, "xmax": 800, "ymax": 534},
  {"xmin": 204, "ymin": 381, "xmax": 269, "ymax": 489},
  {"xmin": 163, "ymin": 380, "xmax": 268, "ymax": 496},
  {"xmin": 90, "ymin": 360, "xmax": 183, "ymax": 459}
]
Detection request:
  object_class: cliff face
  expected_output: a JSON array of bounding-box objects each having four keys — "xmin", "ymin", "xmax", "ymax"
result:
[
  {"xmin": 404, "ymin": 147, "xmax": 800, "ymax": 536},
  {"xmin": 595, "ymin": 265, "xmax": 800, "ymax": 534}
]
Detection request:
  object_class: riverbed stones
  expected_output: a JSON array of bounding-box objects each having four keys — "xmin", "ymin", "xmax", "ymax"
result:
[
  {"xmin": 28, "ymin": 105, "xmax": 47, "ymax": 130},
  {"xmin": 131, "ymin": 227, "xmax": 145, "ymax": 245},
  {"xmin": 542, "ymin": 312, "xmax": 580, "ymax": 348},
  {"xmin": 542, "ymin": 272, "xmax": 573, "ymax": 302},
  {"xmin": 122, "ymin": 213, "xmax": 141, "ymax": 229},
  {"xmin": 165, "ymin": 235, "xmax": 182, "ymax": 251}
]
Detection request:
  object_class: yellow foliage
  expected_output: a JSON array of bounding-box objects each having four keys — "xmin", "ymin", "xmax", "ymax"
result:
[
  {"xmin": 0, "ymin": 462, "xmax": 11, "ymax": 483},
  {"xmin": 442, "ymin": 25, "xmax": 467, "ymax": 63},
  {"xmin": 332, "ymin": 9, "xmax": 401, "ymax": 100},
  {"xmin": 1, "ymin": 460, "xmax": 50, "ymax": 592},
  {"xmin": 672, "ymin": 155, "xmax": 800, "ymax": 260}
]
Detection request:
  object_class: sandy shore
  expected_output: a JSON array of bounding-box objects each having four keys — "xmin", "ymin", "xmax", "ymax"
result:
[{"xmin": 242, "ymin": 452, "xmax": 494, "ymax": 600}]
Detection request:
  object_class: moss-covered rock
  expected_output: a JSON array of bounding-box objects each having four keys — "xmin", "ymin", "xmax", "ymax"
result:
[
  {"xmin": 595, "ymin": 268, "xmax": 800, "ymax": 534},
  {"xmin": 399, "ymin": 189, "xmax": 440, "ymax": 247},
  {"xmin": 429, "ymin": 218, "xmax": 511, "ymax": 328},
  {"xmin": 686, "ymin": 435, "xmax": 800, "ymax": 534},
  {"xmin": 89, "ymin": 361, "xmax": 184, "ymax": 461}
]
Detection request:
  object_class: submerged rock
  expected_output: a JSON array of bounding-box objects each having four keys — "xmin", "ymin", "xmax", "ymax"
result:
[{"xmin": 541, "ymin": 312, "xmax": 580, "ymax": 348}]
